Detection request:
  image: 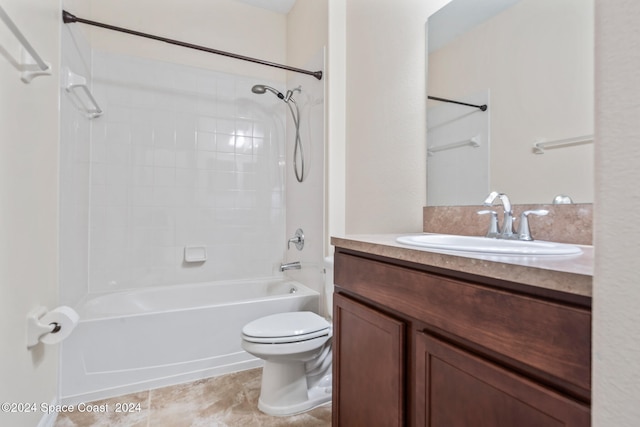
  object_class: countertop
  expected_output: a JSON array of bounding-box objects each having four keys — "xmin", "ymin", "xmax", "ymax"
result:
[{"xmin": 331, "ymin": 234, "xmax": 593, "ymax": 298}]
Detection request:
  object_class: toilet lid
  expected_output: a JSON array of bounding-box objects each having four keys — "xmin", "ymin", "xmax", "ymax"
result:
[{"xmin": 242, "ymin": 311, "xmax": 330, "ymax": 341}]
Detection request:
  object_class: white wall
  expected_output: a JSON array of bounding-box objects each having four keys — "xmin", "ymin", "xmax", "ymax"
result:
[
  {"xmin": 593, "ymin": 1, "xmax": 640, "ymax": 425},
  {"xmin": 0, "ymin": 1, "xmax": 60, "ymax": 426}
]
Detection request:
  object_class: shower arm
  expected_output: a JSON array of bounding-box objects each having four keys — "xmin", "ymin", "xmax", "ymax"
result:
[{"xmin": 62, "ymin": 10, "xmax": 323, "ymax": 81}]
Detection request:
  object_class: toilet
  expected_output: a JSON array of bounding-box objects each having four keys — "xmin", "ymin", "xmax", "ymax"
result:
[{"xmin": 240, "ymin": 257, "xmax": 334, "ymax": 416}]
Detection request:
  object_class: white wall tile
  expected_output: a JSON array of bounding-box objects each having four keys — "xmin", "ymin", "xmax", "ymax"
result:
[
  {"xmin": 153, "ymin": 148, "xmax": 175, "ymax": 168},
  {"xmin": 196, "ymin": 131, "xmax": 216, "ymax": 151},
  {"xmin": 88, "ymin": 51, "xmax": 287, "ymax": 291},
  {"xmin": 131, "ymin": 146, "xmax": 154, "ymax": 166},
  {"xmin": 131, "ymin": 124, "xmax": 154, "ymax": 146}
]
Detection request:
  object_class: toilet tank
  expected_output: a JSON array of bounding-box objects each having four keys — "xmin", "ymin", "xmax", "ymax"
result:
[{"xmin": 324, "ymin": 256, "xmax": 334, "ymax": 318}]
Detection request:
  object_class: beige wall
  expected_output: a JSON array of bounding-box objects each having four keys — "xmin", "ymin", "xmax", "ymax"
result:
[
  {"xmin": 0, "ymin": 0, "xmax": 60, "ymax": 426},
  {"xmin": 287, "ymin": 0, "xmax": 327, "ymax": 70},
  {"xmin": 87, "ymin": 0, "xmax": 287, "ymax": 82},
  {"xmin": 343, "ymin": 0, "xmax": 449, "ymax": 234},
  {"xmin": 327, "ymin": 0, "xmax": 347, "ymax": 248},
  {"xmin": 593, "ymin": 1, "xmax": 640, "ymax": 425}
]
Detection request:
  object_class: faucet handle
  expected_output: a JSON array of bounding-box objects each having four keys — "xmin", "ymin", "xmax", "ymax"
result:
[
  {"xmin": 287, "ymin": 228, "xmax": 305, "ymax": 250},
  {"xmin": 517, "ymin": 209, "xmax": 549, "ymax": 241},
  {"xmin": 477, "ymin": 210, "xmax": 499, "ymax": 238}
]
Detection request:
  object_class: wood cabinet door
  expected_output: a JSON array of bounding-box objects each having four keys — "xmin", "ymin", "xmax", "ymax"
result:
[
  {"xmin": 333, "ymin": 292, "xmax": 406, "ymax": 427},
  {"xmin": 415, "ymin": 332, "xmax": 590, "ymax": 427}
]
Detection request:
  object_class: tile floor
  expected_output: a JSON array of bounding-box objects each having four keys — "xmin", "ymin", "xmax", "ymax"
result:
[{"xmin": 54, "ymin": 368, "xmax": 331, "ymax": 427}]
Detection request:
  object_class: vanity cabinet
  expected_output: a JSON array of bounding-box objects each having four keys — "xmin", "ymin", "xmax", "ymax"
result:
[
  {"xmin": 332, "ymin": 292, "xmax": 406, "ymax": 426},
  {"xmin": 332, "ymin": 249, "xmax": 591, "ymax": 427}
]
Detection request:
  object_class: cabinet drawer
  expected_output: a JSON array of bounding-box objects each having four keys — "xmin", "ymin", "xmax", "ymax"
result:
[{"xmin": 335, "ymin": 252, "xmax": 591, "ymax": 397}]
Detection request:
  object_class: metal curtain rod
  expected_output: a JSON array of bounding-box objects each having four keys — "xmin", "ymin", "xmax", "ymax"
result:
[
  {"xmin": 62, "ymin": 11, "xmax": 323, "ymax": 81},
  {"xmin": 428, "ymin": 95, "xmax": 487, "ymax": 111}
]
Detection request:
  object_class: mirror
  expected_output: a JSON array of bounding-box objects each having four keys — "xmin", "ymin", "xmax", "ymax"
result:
[{"xmin": 426, "ymin": 0, "xmax": 593, "ymax": 206}]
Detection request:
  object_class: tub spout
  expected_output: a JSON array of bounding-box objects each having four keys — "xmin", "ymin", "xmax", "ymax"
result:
[{"xmin": 280, "ymin": 261, "xmax": 301, "ymax": 272}]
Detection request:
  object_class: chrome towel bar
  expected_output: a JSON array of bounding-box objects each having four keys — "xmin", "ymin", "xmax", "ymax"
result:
[
  {"xmin": 532, "ymin": 135, "xmax": 593, "ymax": 154},
  {"xmin": 428, "ymin": 135, "xmax": 481, "ymax": 156}
]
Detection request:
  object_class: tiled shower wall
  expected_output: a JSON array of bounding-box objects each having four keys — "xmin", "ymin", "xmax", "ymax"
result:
[{"xmin": 88, "ymin": 51, "xmax": 287, "ymax": 293}]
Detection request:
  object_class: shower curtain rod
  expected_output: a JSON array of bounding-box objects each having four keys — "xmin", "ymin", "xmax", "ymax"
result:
[
  {"xmin": 428, "ymin": 95, "xmax": 487, "ymax": 111},
  {"xmin": 62, "ymin": 11, "xmax": 323, "ymax": 81}
]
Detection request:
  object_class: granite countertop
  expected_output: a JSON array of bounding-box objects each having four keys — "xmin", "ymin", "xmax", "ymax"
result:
[{"xmin": 331, "ymin": 233, "xmax": 593, "ymax": 298}]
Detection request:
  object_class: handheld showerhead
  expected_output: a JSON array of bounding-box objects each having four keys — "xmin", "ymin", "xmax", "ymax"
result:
[
  {"xmin": 251, "ymin": 83, "xmax": 306, "ymax": 182},
  {"xmin": 250, "ymin": 84, "xmax": 266, "ymax": 94},
  {"xmin": 251, "ymin": 84, "xmax": 284, "ymax": 99}
]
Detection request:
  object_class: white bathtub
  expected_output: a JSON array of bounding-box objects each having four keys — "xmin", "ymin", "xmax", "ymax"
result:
[{"xmin": 60, "ymin": 277, "xmax": 319, "ymax": 404}]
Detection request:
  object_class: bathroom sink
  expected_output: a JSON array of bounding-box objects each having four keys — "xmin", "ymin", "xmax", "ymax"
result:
[{"xmin": 396, "ymin": 234, "xmax": 582, "ymax": 256}]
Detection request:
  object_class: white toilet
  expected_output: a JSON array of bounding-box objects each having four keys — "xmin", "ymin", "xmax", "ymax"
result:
[{"xmin": 241, "ymin": 257, "xmax": 334, "ymax": 416}]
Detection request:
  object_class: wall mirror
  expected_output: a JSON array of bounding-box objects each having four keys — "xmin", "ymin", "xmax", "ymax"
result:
[{"xmin": 426, "ymin": 0, "xmax": 593, "ymax": 206}]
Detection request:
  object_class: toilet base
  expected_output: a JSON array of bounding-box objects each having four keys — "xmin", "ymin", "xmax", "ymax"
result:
[
  {"xmin": 258, "ymin": 381, "xmax": 332, "ymax": 416},
  {"xmin": 257, "ymin": 360, "xmax": 332, "ymax": 417}
]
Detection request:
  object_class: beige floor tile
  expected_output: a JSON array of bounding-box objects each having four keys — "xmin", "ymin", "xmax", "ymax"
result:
[
  {"xmin": 54, "ymin": 391, "xmax": 149, "ymax": 427},
  {"xmin": 56, "ymin": 368, "xmax": 331, "ymax": 427},
  {"xmin": 149, "ymin": 368, "xmax": 331, "ymax": 427}
]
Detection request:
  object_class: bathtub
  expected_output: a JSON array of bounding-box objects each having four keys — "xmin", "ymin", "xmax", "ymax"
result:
[{"xmin": 60, "ymin": 277, "xmax": 319, "ymax": 404}]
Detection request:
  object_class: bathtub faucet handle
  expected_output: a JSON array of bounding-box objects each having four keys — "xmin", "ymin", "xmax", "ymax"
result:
[{"xmin": 287, "ymin": 228, "xmax": 304, "ymax": 251}]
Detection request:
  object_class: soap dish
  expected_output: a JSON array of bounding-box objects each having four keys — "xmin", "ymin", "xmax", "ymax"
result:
[{"xmin": 184, "ymin": 245, "xmax": 207, "ymax": 263}]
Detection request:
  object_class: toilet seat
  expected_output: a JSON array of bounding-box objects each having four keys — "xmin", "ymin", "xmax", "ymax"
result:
[{"xmin": 242, "ymin": 312, "xmax": 330, "ymax": 344}]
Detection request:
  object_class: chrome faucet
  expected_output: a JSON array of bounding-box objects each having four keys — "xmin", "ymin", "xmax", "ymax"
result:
[
  {"xmin": 477, "ymin": 210, "xmax": 499, "ymax": 238},
  {"xmin": 482, "ymin": 191, "xmax": 515, "ymax": 239},
  {"xmin": 287, "ymin": 228, "xmax": 304, "ymax": 251},
  {"xmin": 280, "ymin": 261, "xmax": 301, "ymax": 272},
  {"xmin": 517, "ymin": 209, "xmax": 549, "ymax": 241}
]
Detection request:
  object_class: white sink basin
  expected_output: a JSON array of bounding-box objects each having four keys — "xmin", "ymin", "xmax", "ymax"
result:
[{"xmin": 396, "ymin": 234, "xmax": 582, "ymax": 256}]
